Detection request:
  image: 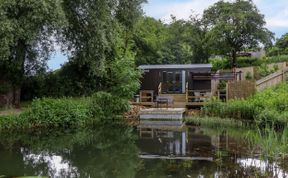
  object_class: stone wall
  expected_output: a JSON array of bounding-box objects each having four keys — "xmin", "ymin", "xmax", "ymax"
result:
[{"xmin": 227, "ymin": 80, "xmax": 256, "ymax": 100}]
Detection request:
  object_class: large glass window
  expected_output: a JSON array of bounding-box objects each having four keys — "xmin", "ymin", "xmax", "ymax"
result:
[{"xmin": 162, "ymin": 71, "xmax": 183, "ymax": 94}]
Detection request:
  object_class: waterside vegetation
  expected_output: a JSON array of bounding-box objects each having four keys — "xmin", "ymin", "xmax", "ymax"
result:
[
  {"xmin": 202, "ymin": 82, "xmax": 288, "ymax": 125},
  {"xmin": 184, "ymin": 82, "xmax": 288, "ymax": 159},
  {"xmin": 0, "ymin": 92, "xmax": 130, "ymax": 131}
]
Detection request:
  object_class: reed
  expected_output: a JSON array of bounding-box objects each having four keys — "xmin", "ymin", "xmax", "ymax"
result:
[{"xmin": 202, "ymin": 83, "xmax": 288, "ymax": 124}]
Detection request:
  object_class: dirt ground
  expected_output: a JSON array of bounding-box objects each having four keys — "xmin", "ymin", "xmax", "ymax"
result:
[{"xmin": 0, "ymin": 108, "xmax": 23, "ymax": 116}]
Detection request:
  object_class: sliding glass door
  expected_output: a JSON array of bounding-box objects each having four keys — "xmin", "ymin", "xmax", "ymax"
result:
[{"xmin": 162, "ymin": 71, "xmax": 183, "ymax": 94}]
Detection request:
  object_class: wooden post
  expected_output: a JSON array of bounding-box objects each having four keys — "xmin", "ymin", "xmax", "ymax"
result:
[
  {"xmin": 185, "ymin": 82, "xmax": 188, "ymax": 103},
  {"xmin": 226, "ymin": 81, "xmax": 229, "ymax": 101}
]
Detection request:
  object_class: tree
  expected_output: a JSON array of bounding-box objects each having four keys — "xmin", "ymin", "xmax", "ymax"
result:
[
  {"xmin": 56, "ymin": 0, "xmax": 145, "ymax": 96},
  {"xmin": 267, "ymin": 33, "xmax": 288, "ymax": 56},
  {"xmin": 134, "ymin": 16, "xmax": 211, "ymax": 65},
  {"xmin": 0, "ymin": 0, "xmax": 64, "ymax": 106},
  {"xmin": 186, "ymin": 15, "xmax": 212, "ymax": 63},
  {"xmin": 160, "ymin": 17, "xmax": 194, "ymax": 64},
  {"xmin": 276, "ymin": 33, "xmax": 288, "ymax": 49},
  {"xmin": 203, "ymin": 0, "xmax": 274, "ymax": 68},
  {"xmin": 134, "ymin": 17, "xmax": 169, "ymax": 65}
]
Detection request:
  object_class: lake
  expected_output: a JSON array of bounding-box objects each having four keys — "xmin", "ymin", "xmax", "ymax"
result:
[{"xmin": 0, "ymin": 121, "xmax": 287, "ymax": 178}]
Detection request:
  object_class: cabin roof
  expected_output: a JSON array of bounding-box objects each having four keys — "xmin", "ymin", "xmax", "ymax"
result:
[{"xmin": 138, "ymin": 64, "xmax": 212, "ymax": 70}]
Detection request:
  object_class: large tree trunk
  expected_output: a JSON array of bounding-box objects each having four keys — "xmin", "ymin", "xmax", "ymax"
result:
[{"xmin": 7, "ymin": 39, "xmax": 27, "ymax": 108}]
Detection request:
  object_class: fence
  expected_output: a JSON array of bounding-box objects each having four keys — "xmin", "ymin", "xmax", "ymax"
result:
[
  {"xmin": 227, "ymin": 80, "xmax": 256, "ymax": 100},
  {"xmin": 256, "ymin": 68, "xmax": 288, "ymax": 91}
]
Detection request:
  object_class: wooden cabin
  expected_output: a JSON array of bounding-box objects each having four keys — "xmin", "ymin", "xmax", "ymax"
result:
[{"xmin": 136, "ymin": 64, "xmax": 213, "ymax": 108}]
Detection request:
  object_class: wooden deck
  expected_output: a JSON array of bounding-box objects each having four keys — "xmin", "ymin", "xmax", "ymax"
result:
[{"xmin": 133, "ymin": 86, "xmax": 211, "ymax": 108}]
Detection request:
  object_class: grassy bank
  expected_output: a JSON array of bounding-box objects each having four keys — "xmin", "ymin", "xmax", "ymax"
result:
[
  {"xmin": 210, "ymin": 55, "xmax": 288, "ymax": 71},
  {"xmin": 0, "ymin": 92, "xmax": 130, "ymax": 131},
  {"xmin": 202, "ymin": 82, "xmax": 288, "ymax": 124}
]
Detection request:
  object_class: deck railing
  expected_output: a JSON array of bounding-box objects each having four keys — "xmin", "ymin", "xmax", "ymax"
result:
[
  {"xmin": 186, "ymin": 90, "xmax": 212, "ymax": 103},
  {"xmin": 185, "ymin": 82, "xmax": 189, "ymax": 102}
]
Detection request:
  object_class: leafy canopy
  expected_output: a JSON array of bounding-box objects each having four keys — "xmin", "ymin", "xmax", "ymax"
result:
[
  {"xmin": 0, "ymin": 0, "xmax": 65, "ymax": 84},
  {"xmin": 134, "ymin": 16, "xmax": 211, "ymax": 65},
  {"xmin": 203, "ymin": 0, "xmax": 274, "ymax": 66}
]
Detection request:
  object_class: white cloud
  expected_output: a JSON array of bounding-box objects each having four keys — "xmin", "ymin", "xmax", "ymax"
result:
[
  {"xmin": 265, "ymin": 8, "xmax": 288, "ymax": 28},
  {"xmin": 144, "ymin": 0, "xmax": 288, "ymax": 33},
  {"xmin": 145, "ymin": 0, "xmax": 218, "ymax": 22}
]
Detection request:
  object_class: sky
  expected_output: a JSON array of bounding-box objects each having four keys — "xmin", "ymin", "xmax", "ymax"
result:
[{"xmin": 48, "ymin": 0, "xmax": 288, "ymax": 70}]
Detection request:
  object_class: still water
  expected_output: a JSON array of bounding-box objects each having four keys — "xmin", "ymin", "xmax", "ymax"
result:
[{"xmin": 0, "ymin": 121, "xmax": 287, "ymax": 178}]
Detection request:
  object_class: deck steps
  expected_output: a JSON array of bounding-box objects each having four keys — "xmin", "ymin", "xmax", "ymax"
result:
[
  {"xmin": 173, "ymin": 102, "xmax": 187, "ymax": 108},
  {"xmin": 159, "ymin": 94, "xmax": 186, "ymax": 102}
]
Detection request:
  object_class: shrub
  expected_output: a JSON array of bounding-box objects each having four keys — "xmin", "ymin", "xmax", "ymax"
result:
[
  {"xmin": 0, "ymin": 92, "xmax": 132, "ymax": 131},
  {"xmin": 202, "ymin": 83, "xmax": 288, "ymax": 123},
  {"xmin": 0, "ymin": 98, "xmax": 92, "ymax": 131},
  {"xmin": 0, "ymin": 115, "xmax": 23, "ymax": 130},
  {"xmin": 202, "ymin": 97, "xmax": 225, "ymax": 117},
  {"xmin": 89, "ymin": 91, "xmax": 130, "ymax": 121},
  {"xmin": 23, "ymin": 98, "xmax": 92, "ymax": 128},
  {"xmin": 203, "ymin": 99, "xmax": 255, "ymax": 120},
  {"xmin": 209, "ymin": 55, "xmax": 288, "ymax": 71},
  {"xmin": 245, "ymin": 72, "xmax": 253, "ymax": 80}
]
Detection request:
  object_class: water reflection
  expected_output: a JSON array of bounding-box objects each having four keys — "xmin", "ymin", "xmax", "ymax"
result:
[
  {"xmin": 136, "ymin": 121, "xmax": 288, "ymax": 178},
  {"xmin": 0, "ymin": 122, "xmax": 287, "ymax": 178},
  {"xmin": 0, "ymin": 124, "xmax": 142, "ymax": 178},
  {"xmin": 137, "ymin": 121, "xmax": 236, "ymax": 159},
  {"xmin": 238, "ymin": 158, "xmax": 288, "ymax": 178}
]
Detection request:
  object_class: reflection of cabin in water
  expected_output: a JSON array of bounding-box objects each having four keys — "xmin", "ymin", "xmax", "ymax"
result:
[
  {"xmin": 137, "ymin": 125, "xmax": 224, "ymax": 161},
  {"xmin": 136, "ymin": 64, "xmax": 213, "ymax": 108}
]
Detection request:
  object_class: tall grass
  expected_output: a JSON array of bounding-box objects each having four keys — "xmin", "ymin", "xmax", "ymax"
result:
[
  {"xmin": 191, "ymin": 118, "xmax": 288, "ymax": 159},
  {"xmin": 0, "ymin": 97, "xmax": 93, "ymax": 131},
  {"xmin": 0, "ymin": 92, "xmax": 131, "ymax": 131},
  {"xmin": 202, "ymin": 83, "xmax": 288, "ymax": 124},
  {"xmin": 247, "ymin": 125, "xmax": 288, "ymax": 159}
]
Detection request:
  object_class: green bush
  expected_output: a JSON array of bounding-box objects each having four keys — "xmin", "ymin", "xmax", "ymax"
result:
[
  {"xmin": 0, "ymin": 115, "xmax": 24, "ymax": 130},
  {"xmin": 23, "ymin": 98, "xmax": 92, "ymax": 128},
  {"xmin": 0, "ymin": 97, "xmax": 93, "ymax": 131},
  {"xmin": 209, "ymin": 55, "xmax": 288, "ymax": 71},
  {"xmin": 202, "ymin": 97, "xmax": 225, "ymax": 117},
  {"xmin": 203, "ymin": 99, "xmax": 255, "ymax": 120},
  {"xmin": 89, "ymin": 91, "xmax": 130, "ymax": 121},
  {"xmin": 203, "ymin": 83, "xmax": 288, "ymax": 123},
  {"xmin": 0, "ymin": 91, "xmax": 133, "ymax": 131}
]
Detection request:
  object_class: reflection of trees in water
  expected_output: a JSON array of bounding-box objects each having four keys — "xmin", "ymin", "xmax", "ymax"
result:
[
  {"xmin": 136, "ymin": 126, "xmax": 288, "ymax": 178},
  {"xmin": 0, "ymin": 124, "xmax": 142, "ymax": 178},
  {"xmin": 135, "ymin": 159, "xmax": 218, "ymax": 178},
  {"xmin": 0, "ymin": 125, "xmax": 287, "ymax": 178},
  {"xmin": 135, "ymin": 156, "xmax": 284, "ymax": 178}
]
